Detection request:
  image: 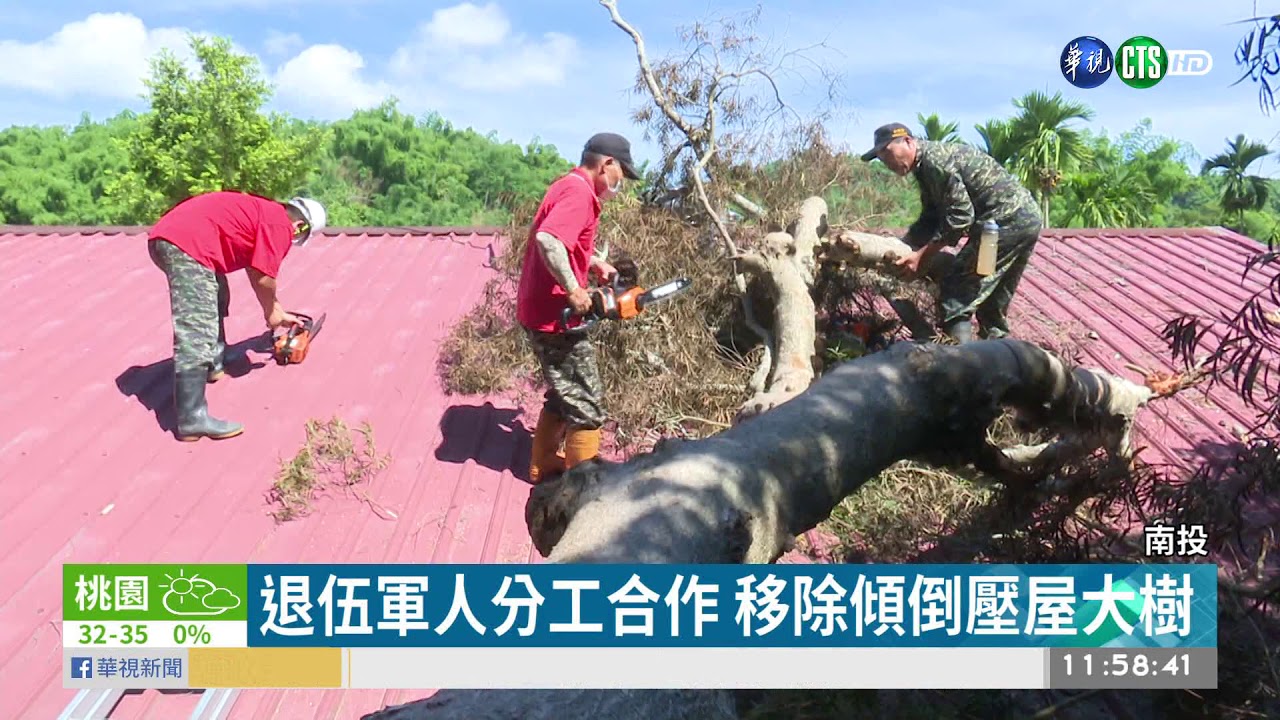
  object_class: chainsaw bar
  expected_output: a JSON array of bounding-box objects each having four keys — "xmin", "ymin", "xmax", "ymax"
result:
[
  {"xmin": 308, "ymin": 312, "xmax": 327, "ymax": 340},
  {"xmin": 636, "ymin": 277, "xmax": 692, "ymax": 309}
]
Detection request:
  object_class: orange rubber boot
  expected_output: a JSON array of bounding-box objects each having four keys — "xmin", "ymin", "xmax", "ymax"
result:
[
  {"xmin": 528, "ymin": 409, "xmax": 566, "ymax": 484},
  {"xmin": 563, "ymin": 428, "xmax": 602, "ymax": 470}
]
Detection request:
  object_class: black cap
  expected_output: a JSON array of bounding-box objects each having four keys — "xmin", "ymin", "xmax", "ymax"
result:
[
  {"xmin": 584, "ymin": 132, "xmax": 641, "ymax": 180},
  {"xmin": 860, "ymin": 122, "xmax": 913, "ymax": 161}
]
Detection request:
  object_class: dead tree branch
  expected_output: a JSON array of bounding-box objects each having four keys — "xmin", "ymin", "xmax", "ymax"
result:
[
  {"xmin": 603, "ymin": 0, "xmax": 842, "ymax": 418},
  {"xmin": 601, "ymin": 0, "xmax": 737, "ymax": 258}
]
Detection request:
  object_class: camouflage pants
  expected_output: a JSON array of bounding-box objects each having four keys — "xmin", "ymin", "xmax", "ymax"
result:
[
  {"xmin": 526, "ymin": 328, "xmax": 605, "ymax": 430},
  {"xmin": 927, "ymin": 214, "xmax": 1042, "ymax": 339},
  {"xmin": 149, "ymin": 239, "xmax": 230, "ymax": 373}
]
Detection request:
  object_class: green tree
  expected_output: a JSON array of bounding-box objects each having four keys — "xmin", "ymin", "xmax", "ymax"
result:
[
  {"xmin": 1003, "ymin": 90, "xmax": 1095, "ymax": 221},
  {"xmin": 0, "ymin": 111, "xmax": 136, "ymax": 224},
  {"xmin": 916, "ymin": 112, "xmax": 960, "ymax": 142},
  {"xmin": 1200, "ymin": 133, "xmax": 1273, "ymax": 230},
  {"xmin": 304, "ymin": 100, "xmax": 571, "ymax": 226},
  {"xmin": 106, "ymin": 34, "xmax": 328, "ymax": 223},
  {"xmin": 974, "ymin": 118, "xmax": 1019, "ymax": 166},
  {"xmin": 1057, "ymin": 160, "xmax": 1154, "ymax": 227},
  {"xmin": 1052, "ymin": 120, "xmax": 1222, "ymax": 229}
]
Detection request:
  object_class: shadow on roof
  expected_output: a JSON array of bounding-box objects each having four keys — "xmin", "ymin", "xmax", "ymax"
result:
[
  {"xmin": 435, "ymin": 401, "xmax": 534, "ymax": 484},
  {"xmin": 113, "ymin": 333, "xmax": 275, "ymax": 435}
]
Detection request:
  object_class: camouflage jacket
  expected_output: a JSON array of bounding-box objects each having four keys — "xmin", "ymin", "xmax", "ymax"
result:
[{"xmin": 906, "ymin": 139, "xmax": 1041, "ymax": 248}]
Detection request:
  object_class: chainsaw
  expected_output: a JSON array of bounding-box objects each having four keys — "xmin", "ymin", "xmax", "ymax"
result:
[
  {"xmin": 559, "ymin": 276, "xmax": 693, "ymax": 332},
  {"xmin": 272, "ymin": 311, "xmax": 326, "ymax": 366}
]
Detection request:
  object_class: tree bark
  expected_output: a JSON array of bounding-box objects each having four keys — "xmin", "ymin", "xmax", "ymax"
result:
[
  {"xmin": 734, "ymin": 197, "xmax": 828, "ymax": 420},
  {"xmin": 363, "ymin": 689, "xmax": 738, "ymax": 720},
  {"xmin": 818, "ymin": 229, "xmax": 914, "ymax": 271},
  {"xmin": 367, "ymin": 339, "xmax": 1154, "ymax": 720}
]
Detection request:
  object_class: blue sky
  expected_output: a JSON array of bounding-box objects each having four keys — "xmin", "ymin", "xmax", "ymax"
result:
[{"xmin": 1, "ymin": 1, "xmax": 1278, "ymax": 177}]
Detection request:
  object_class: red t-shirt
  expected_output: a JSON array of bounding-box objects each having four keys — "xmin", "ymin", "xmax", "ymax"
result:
[
  {"xmin": 148, "ymin": 191, "xmax": 296, "ymax": 278},
  {"xmin": 516, "ymin": 168, "xmax": 603, "ymax": 332}
]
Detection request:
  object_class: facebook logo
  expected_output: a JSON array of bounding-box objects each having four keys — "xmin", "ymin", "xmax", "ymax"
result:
[{"xmin": 70, "ymin": 657, "xmax": 93, "ymax": 679}]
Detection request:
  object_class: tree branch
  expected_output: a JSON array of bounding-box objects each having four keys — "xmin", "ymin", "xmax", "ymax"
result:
[{"xmin": 601, "ymin": 0, "xmax": 697, "ymax": 139}]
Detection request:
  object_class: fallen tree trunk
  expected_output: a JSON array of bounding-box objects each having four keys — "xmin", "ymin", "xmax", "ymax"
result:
[
  {"xmin": 529, "ymin": 339, "xmax": 1151, "ymax": 564},
  {"xmin": 365, "ymin": 339, "xmax": 1153, "ymax": 720}
]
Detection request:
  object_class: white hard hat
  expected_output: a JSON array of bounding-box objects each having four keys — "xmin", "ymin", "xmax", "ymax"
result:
[{"xmin": 287, "ymin": 197, "xmax": 327, "ymax": 245}]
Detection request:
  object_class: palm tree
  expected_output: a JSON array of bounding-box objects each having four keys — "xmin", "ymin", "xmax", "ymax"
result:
[
  {"xmin": 1004, "ymin": 90, "xmax": 1095, "ymax": 221},
  {"xmin": 1200, "ymin": 133, "xmax": 1273, "ymax": 229},
  {"xmin": 974, "ymin": 119, "xmax": 1018, "ymax": 166},
  {"xmin": 917, "ymin": 113, "xmax": 960, "ymax": 143},
  {"xmin": 1059, "ymin": 164, "xmax": 1154, "ymax": 228}
]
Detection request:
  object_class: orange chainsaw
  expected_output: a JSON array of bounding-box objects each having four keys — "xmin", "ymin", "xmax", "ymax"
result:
[
  {"xmin": 560, "ymin": 276, "xmax": 692, "ymax": 332},
  {"xmin": 272, "ymin": 311, "xmax": 326, "ymax": 366}
]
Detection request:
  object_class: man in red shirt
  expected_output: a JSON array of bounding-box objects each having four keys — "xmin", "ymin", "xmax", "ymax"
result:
[
  {"xmin": 147, "ymin": 191, "xmax": 327, "ymax": 441},
  {"xmin": 518, "ymin": 132, "xmax": 640, "ymax": 483}
]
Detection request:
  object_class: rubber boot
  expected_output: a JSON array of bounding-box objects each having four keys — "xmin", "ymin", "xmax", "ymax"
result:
[
  {"xmin": 944, "ymin": 317, "xmax": 975, "ymax": 344},
  {"xmin": 528, "ymin": 409, "xmax": 566, "ymax": 483},
  {"xmin": 889, "ymin": 298, "xmax": 933, "ymax": 341},
  {"xmin": 563, "ymin": 428, "xmax": 602, "ymax": 470},
  {"xmin": 175, "ymin": 369, "xmax": 243, "ymax": 441},
  {"xmin": 208, "ymin": 330, "xmax": 227, "ymax": 383}
]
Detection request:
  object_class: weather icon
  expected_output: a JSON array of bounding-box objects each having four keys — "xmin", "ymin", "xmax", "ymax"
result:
[{"xmin": 160, "ymin": 569, "xmax": 242, "ymax": 617}]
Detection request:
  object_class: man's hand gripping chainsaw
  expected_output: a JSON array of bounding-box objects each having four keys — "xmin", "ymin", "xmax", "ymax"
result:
[
  {"xmin": 559, "ymin": 275, "xmax": 692, "ymax": 332},
  {"xmin": 271, "ymin": 311, "xmax": 327, "ymax": 366}
]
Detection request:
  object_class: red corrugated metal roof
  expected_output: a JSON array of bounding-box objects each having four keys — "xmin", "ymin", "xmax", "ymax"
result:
[
  {"xmin": 0, "ymin": 226, "xmax": 537, "ymax": 719},
  {"xmin": 850, "ymin": 225, "xmax": 1278, "ymax": 472},
  {"xmin": 1013, "ymin": 227, "xmax": 1277, "ymax": 473},
  {"xmin": 1, "ymin": 223, "xmax": 1274, "ymax": 719}
]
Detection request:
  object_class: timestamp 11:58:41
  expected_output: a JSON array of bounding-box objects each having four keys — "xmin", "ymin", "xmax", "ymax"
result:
[{"xmin": 1049, "ymin": 648, "xmax": 1216, "ymax": 689}]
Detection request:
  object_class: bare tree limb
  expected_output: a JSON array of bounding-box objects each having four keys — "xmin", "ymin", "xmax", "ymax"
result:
[
  {"xmin": 818, "ymin": 229, "xmax": 914, "ymax": 270},
  {"xmin": 532, "ymin": 338, "xmax": 1154, "ymax": 564},
  {"xmin": 601, "ymin": 0, "xmax": 697, "ymax": 139},
  {"xmin": 604, "ymin": 0, "xmax": 834, "ymax": 419},
  {"xmin": 734, "ymin": 198, "xmax": 828, "ymax": 420},
  {"xmin": 603, "ymin": 0, "xmax": 738, "ymax": 258},
  {"xmin": 730, "ymin": 192, "xmax": 766, "ymax": 220}
]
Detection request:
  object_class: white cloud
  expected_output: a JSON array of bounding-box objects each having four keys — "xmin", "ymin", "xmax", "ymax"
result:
[
  {"xmin": 446, "ymin": 33, "xmax": 578, "ymax": 92},
  {"xmin": 274, "ymin": 45, "xmax": 396, "ymax": 117},
  {"xmin": 0, "ymin": 5, "xmax": 589, "ymax": 153},
  {"xmin": 264, "ymin": 30, "xmax": 304, "ymax": 57},
  {"xmin": 390, "ymin": 2, "xmax": 579, "ymax": 93},
  {"xmin": 129, "ymin": 0, "xmax": 379, "ymax": 8},
  {"xmin": 421, "ymin": 2, "xmax": 511, "ymax": 48},
  {"xmin": 814, "ymin": 0, "xmax": 1280, "ymax": 179},
  {"xmin": 0, "ymin": 13, "xmax": 193, "ymax": 100}
]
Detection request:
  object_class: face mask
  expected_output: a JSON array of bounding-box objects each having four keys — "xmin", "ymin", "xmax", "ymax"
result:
[{"xmin": 291, "ymin": 222, "xmax": 312, "ymax": 246}]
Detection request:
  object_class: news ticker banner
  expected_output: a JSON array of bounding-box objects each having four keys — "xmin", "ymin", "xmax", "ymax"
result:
[{"xmin": 63, "ymin": 563, "xmax": 1218, "ymax": 690}]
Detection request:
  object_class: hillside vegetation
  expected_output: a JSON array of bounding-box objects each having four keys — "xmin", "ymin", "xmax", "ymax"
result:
[{"xmin": 0, "ymin": 35, "xmax": 1278, "ymax": 243}]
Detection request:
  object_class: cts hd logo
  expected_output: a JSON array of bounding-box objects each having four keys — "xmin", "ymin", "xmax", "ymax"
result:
[{"xmin": 1061, "ymin": 36, "xmax": 1212, "ymax": 89}]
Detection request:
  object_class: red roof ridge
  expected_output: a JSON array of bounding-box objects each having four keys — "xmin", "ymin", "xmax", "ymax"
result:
[
  {"xmin": 1039, "ymin": 225, "xmax": 1253, "ymax": 240},
  {"xmin": 855, "ymin": 225, "xmax": 1265, "ymax": 247},
  {"xmin": 0, "ymin": 224, "xmax": 509, "ymax": 237}
]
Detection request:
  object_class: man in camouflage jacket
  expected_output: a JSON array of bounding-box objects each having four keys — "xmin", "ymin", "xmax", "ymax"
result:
[{"xmin": 861, "ymin": 122, "xmax": 1043, "ymax": 342}]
